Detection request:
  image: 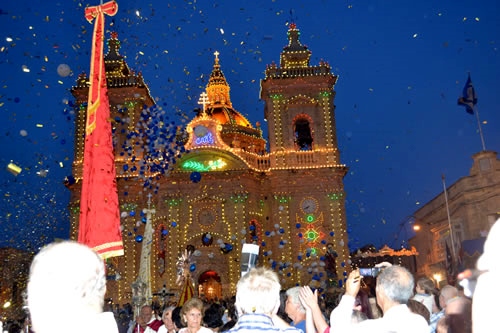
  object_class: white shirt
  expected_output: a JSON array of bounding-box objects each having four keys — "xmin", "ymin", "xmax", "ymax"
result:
[
  {"xmin": 412, "ymin": 293, "xmax": 435, "ymax": 315},
  {"xmin": 330, "ymin": 295, "xmax": 429, "ymax": 333},
  {"xmin": 178, "ymin": 327, "xmax": 213, "ymax": 333}
]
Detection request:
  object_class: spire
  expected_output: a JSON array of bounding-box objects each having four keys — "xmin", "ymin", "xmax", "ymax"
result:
[
  {"xmin": 280, "ymin": 23, "xmax": 312, "ymax": 68},
  {"xmin": 105, "ymin": 31, "xmax": 123, "ymax": 61},
  {"xmin": 206, "ymin": 51, "xmax": 232, "ymax": 107},
  {"xmin": 104, "ymin": 32, "xmax": 131, "ymax": 77}
]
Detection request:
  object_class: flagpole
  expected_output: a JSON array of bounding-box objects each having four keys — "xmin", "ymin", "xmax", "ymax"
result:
[
  {"xmin": 441, "ymin": 174, "xmax": 456, "ymax": 260},
  {"xmin": 473, "ymin": 104, "xmax": 486, "ymax": 151}
]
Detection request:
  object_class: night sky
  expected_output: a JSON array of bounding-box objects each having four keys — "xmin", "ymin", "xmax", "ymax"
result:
[{"xmin": 1, "ymin": 0, "xmax": 499, "ymax": 252}]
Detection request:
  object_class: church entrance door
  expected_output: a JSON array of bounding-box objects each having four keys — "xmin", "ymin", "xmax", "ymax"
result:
[{"xmin": 198, "ymin": 270, "xmax": 222, "ymax": 301}]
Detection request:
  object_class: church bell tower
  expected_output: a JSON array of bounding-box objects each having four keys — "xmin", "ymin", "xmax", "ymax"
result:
[
  {"xmin": 260, "ymin": 24, "xmax": 350, "ymax": 287},
  {"xmin": 261, "ymin": 23, "xmax": 341, "ymax": 168}
]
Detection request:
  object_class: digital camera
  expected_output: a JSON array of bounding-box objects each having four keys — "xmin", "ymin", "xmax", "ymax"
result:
[{"xmin": 359, "ymin": 267, "xmax": 382, "ymax": 277}]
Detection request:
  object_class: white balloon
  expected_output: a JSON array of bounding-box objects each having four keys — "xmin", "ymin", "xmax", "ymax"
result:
[
  {"xmin": 121, "ymin": 212, "xmax": 128, "ymax": 218},
  {"xmin": 194, "ymin": 125, "xmax": 208, "ymax": 137},
  {"xmin": 57, "ymin": 63, "xmax": 71, "ymax": 77},
  {"xmin": 19, "ymin": 129, "xmax": 28, "ymax": 137}
]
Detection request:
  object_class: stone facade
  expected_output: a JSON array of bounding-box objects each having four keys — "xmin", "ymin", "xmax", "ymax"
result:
[
  {"xmin": 409, "ymin": 150, "xmax": 500, "ymax": 286},
  {"xmin": 69, "ymin": 25, "xmax": 350, "ymax": 305},
  {"xmin": 0, "ymin": 247, "xmax": 33, "ymax": 319}
]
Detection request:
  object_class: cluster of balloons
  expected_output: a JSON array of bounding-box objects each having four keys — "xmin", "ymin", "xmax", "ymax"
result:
[{"xmin": 118, "ymin": 104, "xmax": 188, "ymax": 192}]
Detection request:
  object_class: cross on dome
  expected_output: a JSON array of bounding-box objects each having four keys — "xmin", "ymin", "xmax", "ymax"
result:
[{"xmin": 198, "ymin": 91, "xmax": 209, "ymax": 112}]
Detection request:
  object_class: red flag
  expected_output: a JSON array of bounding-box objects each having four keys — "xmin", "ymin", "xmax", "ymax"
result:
[{"xmin": 78, "ymin": 1, "xmax": 123, "ymax": 259}]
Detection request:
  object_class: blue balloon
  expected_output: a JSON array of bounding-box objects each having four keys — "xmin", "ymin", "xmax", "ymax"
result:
[
  {"xmin": 64, "ymin": 175, "xmax": 76, "ymax": 187},
  {"xmin": 190, "ymin": 172, "xmax": 201, "ymax": 183},
  {"xmin": 221, "ymin": 243, "xmax": 233, "ymax": 254},
  {"xmin": 190, "ymin": 263, "xmax": 196, "ymax": 272},
  {"xmin": 135, "ymin": 235, "xmax": 143, "ymax": 243},
  {"xmin": 171, "ymin": 221, "xmax": 177, "ymax": 227},
  {"xmin": 162, "ymin": 229, "xmax": 169, "ymax": 236},
  {"xmin": 129, "ymin": 211, "xmax": 135, "ymax": 217}
]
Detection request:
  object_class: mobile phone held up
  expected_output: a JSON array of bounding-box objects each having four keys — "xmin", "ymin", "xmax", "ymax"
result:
[{"xmin": 359, "ymin": 267, "xmax": 382, "ymax": 277}]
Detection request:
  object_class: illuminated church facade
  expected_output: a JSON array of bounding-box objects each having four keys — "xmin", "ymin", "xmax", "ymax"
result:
[{"xmin": 69, "ymin": 24, "xmax": 350, "ymax": 303}]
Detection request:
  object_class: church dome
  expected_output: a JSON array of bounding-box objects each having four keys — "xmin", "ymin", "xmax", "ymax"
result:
[
  {"xmin": 207, "ymin": 106, "xmax": 252, "ymax": 127},
  {"xmin": 191, "ymin": 51, "xmax": 266, "ymax": 153}
]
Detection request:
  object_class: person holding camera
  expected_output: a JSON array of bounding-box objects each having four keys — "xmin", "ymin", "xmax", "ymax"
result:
[{"xmin": 329, "ymin": 264, "xmax": 428, "ymax": 333}]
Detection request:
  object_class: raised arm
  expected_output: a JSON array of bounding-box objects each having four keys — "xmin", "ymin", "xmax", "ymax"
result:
[{"xmin": 299, "ymin": 286, "xmax": 329, "ymax": 333}]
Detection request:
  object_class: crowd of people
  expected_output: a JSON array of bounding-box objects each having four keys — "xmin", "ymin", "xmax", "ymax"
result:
[{"xmin": 4, "ymin": 219, "xmax": 498, "ymax": 333}]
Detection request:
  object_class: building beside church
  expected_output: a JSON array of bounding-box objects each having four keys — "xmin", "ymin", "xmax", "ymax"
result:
[
  {"xmin": 0, "ymin": 247, "xmax": 33, "ymax": 320},
  {"xmin": 409, "ymin": 150, "xmax": 500, "ymax": 286},
  {"xmin": 69, "ymin": 24, "xmax": 350, "ymax": 304}
]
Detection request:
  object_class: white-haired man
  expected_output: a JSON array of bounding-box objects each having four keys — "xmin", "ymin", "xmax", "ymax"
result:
[
  {"xmin": 285, "ymin": 287, "xmax": 307, "ymax": 332},
  {"xmin": 225, "ymin": 267, "xmax": 304, "ymax": 333},
  {"xmin": 330, "ymin": 265, "xmax": 428, "ymax": 333},
  {"xmin": 27, "ymin": 241, "xmax": 118, "ymax": 333},
  {"xmin": 429, "ymin": 285, "xmax": 459, "ymax": 333}
]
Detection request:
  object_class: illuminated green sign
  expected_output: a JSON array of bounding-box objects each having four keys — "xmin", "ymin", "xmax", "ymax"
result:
[{"xmin": 182, "ymin": 158, "xmax": 227, "ymax": 172}]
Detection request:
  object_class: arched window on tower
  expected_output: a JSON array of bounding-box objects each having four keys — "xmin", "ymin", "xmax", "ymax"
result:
[{"xmin": 294, "ymin": 118, "xmax": 313, "ymax": 151}]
